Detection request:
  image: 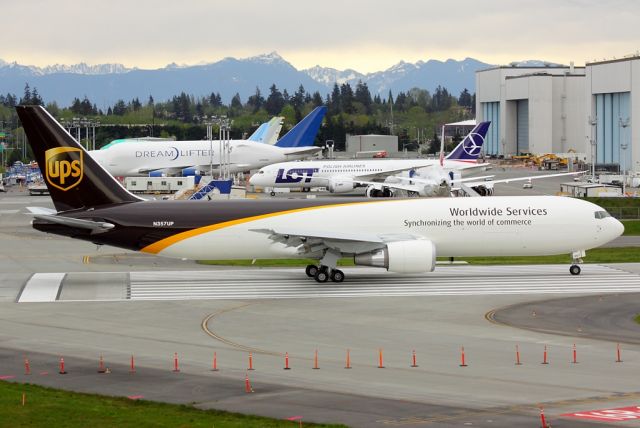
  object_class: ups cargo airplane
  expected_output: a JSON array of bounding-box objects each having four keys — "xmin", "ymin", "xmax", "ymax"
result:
[{"xmin": 18, "ymin": 106, "xmax": 623, "ymax": 283}]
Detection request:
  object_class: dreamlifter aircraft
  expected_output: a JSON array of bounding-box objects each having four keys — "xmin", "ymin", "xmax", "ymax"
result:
[
  {"xmin": 18, "ymin": 106, "xmax": 623, "ymax": 283},
  {"xmin": 88, "ymin": 107, "xmax": 326, "ymax": 177}
]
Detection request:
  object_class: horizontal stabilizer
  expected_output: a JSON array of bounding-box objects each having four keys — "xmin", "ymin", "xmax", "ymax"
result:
[
  {"xmin": 33, "ymin": 214, "xmax": 115, "ymax": 232},
  {"xmin": 26, "ymin": 206, "xmax": 57, "ymax": 215}
]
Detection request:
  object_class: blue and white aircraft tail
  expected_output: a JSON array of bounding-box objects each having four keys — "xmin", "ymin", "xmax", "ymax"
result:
[
  {"xmin": 444, "ymin": 121, "xmax": 491, "ymax": 162},
  {"xmin": 275, "ymin": 106, "xmax": 327, "ymax": 148},
  {"xmin": 247, "ymin": 116, "xmax": 284, "ymax": 145}
]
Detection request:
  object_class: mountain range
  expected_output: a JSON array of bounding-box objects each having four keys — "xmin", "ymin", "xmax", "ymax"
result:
[{"xmin": 0, "ymin": 52, "xmax": 555, "ymax": 108}]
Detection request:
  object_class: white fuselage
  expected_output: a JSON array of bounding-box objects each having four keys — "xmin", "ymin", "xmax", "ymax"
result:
[
  {"xmin": 249, "ymin": 159, "xmax": 476, "ymax": 189},
  {"xmin": 144, "ymin": 196, "xmax": 623, "ymax": 262},
  {"xmin": 89, "ymin": 140, "xmax": 318, "ymax": 176}
]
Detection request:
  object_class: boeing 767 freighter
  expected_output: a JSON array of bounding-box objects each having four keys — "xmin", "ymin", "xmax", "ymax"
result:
[{"xmin": 18, "ymin": 106, "xmax": 623, "ymax": 283}]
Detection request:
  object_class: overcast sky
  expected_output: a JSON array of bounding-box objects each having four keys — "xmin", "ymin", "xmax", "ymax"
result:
[{"xmin": 3, "ymin": 0, "xmax": 638, "ymax": 72}]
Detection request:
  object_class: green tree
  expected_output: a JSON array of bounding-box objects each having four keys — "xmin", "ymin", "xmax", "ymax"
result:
[
  {"xmin": 458, "ymin": 89, "xmax": 472, "ymax": 108},
  {"xmin": 246, "ymin": 87, "xmax": 264, "ymax": 113},
  {"xmin": 265, "ymin": 84, "xmax": 284, "ymax": 115},
  {"xmin": 355, "ymin": 81, "xmax": 372, "ymax": 114}
]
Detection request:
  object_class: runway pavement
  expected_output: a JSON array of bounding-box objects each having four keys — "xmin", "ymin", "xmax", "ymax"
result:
[
  {"xmin": 3, "ymin": 187, "xmax": 640, "ymax": 426},
  {"xmin": 12, "ymin": 264, "xmax": 640, "ymax": 302}
]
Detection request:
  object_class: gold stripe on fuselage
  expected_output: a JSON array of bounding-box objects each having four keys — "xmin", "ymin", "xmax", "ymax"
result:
[{"xmin": 140, "ymin": 199, "xmax": 398, "ymax": 254}]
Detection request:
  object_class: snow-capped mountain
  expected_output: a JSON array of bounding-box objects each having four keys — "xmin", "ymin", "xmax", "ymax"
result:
[
  {"xmin": 302, "ymin": 57, "xmax": 491, "ymax": 95},
  {"xmin": 38, "ymin": 63, "xmax": 132, "ymax": 75},
  {"xmin": 509, "ymin": 60, "xmax": 565, "ymax": 67},
  {"xmin": 244, "ymin": 51, "xmax": 290, "ymax": 66},
  {"xmin": 302, "ymin": 65, "xmax": 365, "ymax": 86},
  {"xmin": 0, "ymin": 52, "xmax": 497, "ymax": 106}
]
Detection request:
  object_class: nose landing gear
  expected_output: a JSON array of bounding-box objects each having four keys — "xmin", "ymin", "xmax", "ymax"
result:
[
  {"xmin": 569, "ymin": 250, "xmax": 585, "ymax": 275},
  {"xmin": 569, "ymin": 264, "xmax": 581, "ymax": 275}
]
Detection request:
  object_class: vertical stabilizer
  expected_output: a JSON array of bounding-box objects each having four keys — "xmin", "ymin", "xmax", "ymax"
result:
[
  {"xmin": 445, "ymin": 121, "xmax": 491, "ymax": 161},
  {"xmin": 16, "ymin": 105, "xmax": 141, "ymax": 212},
  {"xmin": 275, "ymin": 106, "xmax": 327, "ymax": 148}
]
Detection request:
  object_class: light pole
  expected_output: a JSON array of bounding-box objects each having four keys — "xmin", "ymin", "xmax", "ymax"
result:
[
  {"xmin": 203, "ymin": 116, "xmax": 232, "ymax": 180},
  {"xmin": 203, "ymin": 116, "xmax": 214, "ymax": 179},
  {"xmin": 620, "ymin": 117, "xmax": 630, "ymax": 195},
  {"xmin": 589, "ymin": 116, "xmax": 597, "ymax": 179}
]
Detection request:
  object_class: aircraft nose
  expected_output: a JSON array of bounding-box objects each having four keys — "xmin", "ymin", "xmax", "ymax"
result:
[
  {"xmin": 249, "ymin": 173, "xmax": 261, "ymax": 186},
  {"xmin": 612, "ymin": 217, "xmax": 625, "ymax": 238}
]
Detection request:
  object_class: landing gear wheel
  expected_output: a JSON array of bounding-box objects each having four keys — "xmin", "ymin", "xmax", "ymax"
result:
[
  {"xmin": 570, "ymin": 264, "xmax": 581, "ymax": 275},
  {"xmin": 330, "ymin": 269, "xmax": 345, "ymax": 283},
  {"xmin": 270, "ymin": 191, "xmax": 276, "ymax": 196},
  {"xmin": 314, "ymin": 268, "xmax": 329, "ymax": 283},
  {"xmin": 305, "ymin": 264, "xmax": 318, "ymax": 278}
]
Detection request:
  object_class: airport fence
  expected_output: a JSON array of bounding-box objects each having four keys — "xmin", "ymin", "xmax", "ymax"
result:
[{"xmin": 603, "ymin": 207, "xmax": 640, "ymax": 219}]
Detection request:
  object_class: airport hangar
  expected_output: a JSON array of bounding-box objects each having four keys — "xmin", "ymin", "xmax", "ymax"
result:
[{"xmin": 476, "ymin": 55, "xmax": 640, "ymax": 176}]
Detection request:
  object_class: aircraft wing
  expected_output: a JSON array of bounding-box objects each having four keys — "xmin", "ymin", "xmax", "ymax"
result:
[
  {"xmin": 284, "ymin": 146, "xmax": 323, "ymax": 157},
  {"xmin": 352, "ymin": 164, "xmax": 436, "ymax": 182},
  {"xmin": 136, "ymin": 166, "xmax": 195, "ymax": 175},
  {"xmin": 251, "ymin": 227, "xmax": 425, "ymax": 255},
  {"xmin": 462, "ymin": 171, "xmax": 584, "ymax": 187},
  {"xmin": 353, "ymin": 179, "xmax": 423, "ymax": 193},
  {"xmin": 445, "ymin": 162, "xmax": 492, "ymax": 171}
]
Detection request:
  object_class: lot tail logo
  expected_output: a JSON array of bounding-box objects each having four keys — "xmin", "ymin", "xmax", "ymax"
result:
[
  {"xmin": 462, "ymin": 133, "xmax": 484, "ymax": 157},
  {"xmin": 45, "ymin": 147, "xmax": 83, "ymax": 191}
]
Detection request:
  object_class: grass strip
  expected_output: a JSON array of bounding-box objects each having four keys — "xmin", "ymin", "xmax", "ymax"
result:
[
  {"xmin": 0, "ymin": 381, "xmax": 344, "ymax": 428},
  {"xmin": 199, "ymin": 247, "xmax": 640, "ymax": 267},
  {"xmin": 621, "ymin": 220, "xmax": 640, "ymax": 235}
]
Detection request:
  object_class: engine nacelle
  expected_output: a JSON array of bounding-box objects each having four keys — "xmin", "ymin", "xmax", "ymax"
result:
[
  {"xmin": 354, "ymin": 240, "xmax": 436, "ymax": 273},
  {"xmin": 181, "ymin": 167, "xmax": 202, "ymax": 177},
  {"xmin": 366, "ymin": 185, "xmax": 394, "ymax": 198},
  {"xmin": 470, "ymin": 185, "xmax": 494, "ymax": 196},
  {"xmin": 327, "ymin": 177, "xmax": 355, "ymax": 193},
  {"xmin": 148, "ymin": 171, "xmax": 166, "ymax": 177}
]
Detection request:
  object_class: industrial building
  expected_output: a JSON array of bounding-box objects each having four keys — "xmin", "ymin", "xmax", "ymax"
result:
[
  {"xmin": 476, "ymin": 55, "xmax": 640, "ymax": 175},
  {"xmin": 345, "ymin": 134, "xmax": 399, "ymax": 157}
]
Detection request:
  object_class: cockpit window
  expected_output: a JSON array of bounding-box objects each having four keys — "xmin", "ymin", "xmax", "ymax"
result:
[
  {"xmin": 258, "ymin": 170, "xmax": 264, "ymax": 174},
  {"xmin": 594, "ymin": 210, "xmax": 611, "ymax": 219}
]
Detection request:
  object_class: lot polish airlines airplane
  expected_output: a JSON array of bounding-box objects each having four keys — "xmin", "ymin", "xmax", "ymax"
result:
[
  {"xmin": 249, "ymin": 122, "xmax": 491, "ymax": 197},
  {"xmin": 18, "ymin": 106, "xmax": 623, "ymax": 283},
  {"xmin": 89, "ymin": 107, "xmax": 326, "ymax": 177}
]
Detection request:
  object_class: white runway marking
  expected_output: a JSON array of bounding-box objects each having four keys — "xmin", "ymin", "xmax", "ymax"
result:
[
  {"xmin": 126, "ymin": 265, "xmax": 640, "ymax": 301},
  {"xmin": 18, "ymin": 273, "xmax": 65, "ymax": 302}
]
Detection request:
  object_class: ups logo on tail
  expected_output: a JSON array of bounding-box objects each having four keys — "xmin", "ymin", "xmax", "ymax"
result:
[{"xmin": 45, "ymin": 147, "xmax": 83, "ymax": 191}]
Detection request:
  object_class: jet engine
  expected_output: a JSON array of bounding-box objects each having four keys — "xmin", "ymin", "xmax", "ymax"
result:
[
  {"xmin": 365, "ymin": 185, "xmax": 394, "ymax": 198},
  {"xmin": 327, "ymin": 177, "xmax": 355, "ymax": 193},
  {"xmin": 418, "ymin": 179, "xmax": 450, "ymax": 197},
  {"xmin": 353, "ymin": 240, "xmax": 436, "ymax": 273},
  {"xmin": 470, "ymin": 185, "xmax": 494, "ymax": 196},
  {"xmin": 181, "ymin": 167, "xmax": 202, "ymax": 177}
]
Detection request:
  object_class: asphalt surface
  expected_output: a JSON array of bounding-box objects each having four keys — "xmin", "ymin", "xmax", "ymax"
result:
[
  {"xmin": 2, "ymin": 179, "xmax": 640, "ymax": 427},
  {"xmin": 491, "ymin": 293, "xmax": 640, "ymax": 345}
]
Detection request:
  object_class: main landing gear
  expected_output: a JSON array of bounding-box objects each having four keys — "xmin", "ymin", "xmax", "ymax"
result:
[
  {"xmin": 305, "ymin": 264, "xmax": 345, "ymax": 283},
  {"xmin": 569, "ymin": 250, "xmax": 585, "ymax": 276}
]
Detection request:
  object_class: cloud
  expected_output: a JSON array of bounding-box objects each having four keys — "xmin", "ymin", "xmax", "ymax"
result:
[{"xmin": 3, "ymin": 0, "xmax": 639, "ymax": 71}]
